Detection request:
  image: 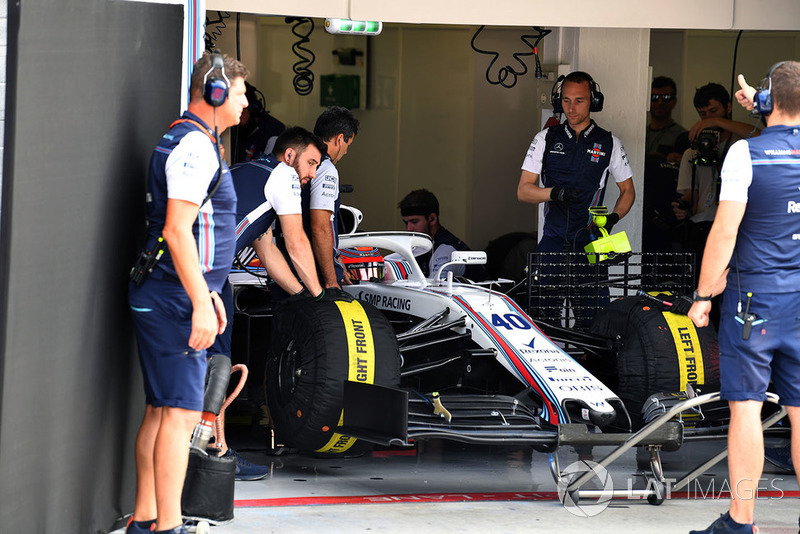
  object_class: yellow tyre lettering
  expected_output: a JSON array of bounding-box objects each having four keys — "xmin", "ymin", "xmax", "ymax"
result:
[
  {"xmin": 316, "ymin": 301, "xmax": 375, "ymax": 453},
  {"xmin": 662, "ymin": 312, "xmax": 705, "ymax": 390}
]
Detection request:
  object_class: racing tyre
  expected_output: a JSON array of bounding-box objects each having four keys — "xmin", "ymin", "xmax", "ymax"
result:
[
  {"xmin": 591, "ymin": 295, "xmax": 719, "ymax": 428},
  {"xmin": 266, "ymin": 295, "xmax": 401, "ymax": 455}
]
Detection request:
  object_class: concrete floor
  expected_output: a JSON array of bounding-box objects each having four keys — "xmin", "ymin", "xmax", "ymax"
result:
[{"xmin": 112, "ymin": 426, "xmax": 800, "ymax": 534}]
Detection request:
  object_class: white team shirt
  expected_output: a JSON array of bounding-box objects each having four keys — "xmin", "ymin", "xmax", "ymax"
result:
[
  {"xmin": 310, "ymin": 158, "xmax": 339, "ymax": 217},
  {"xmin": 264, "ymin": 161, "xmax": 303, "ymax": 216},
  {"xmin": 165, "ymin": 131, "xmax": 220, "ymax": 209},
  {"xmin": 718, "ymin": 139, "xmax": 753, "ymax": 203}
]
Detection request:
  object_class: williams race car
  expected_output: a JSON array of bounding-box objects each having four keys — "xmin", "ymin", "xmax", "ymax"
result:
[{"xmin": 256, "ymin": 227, "xmax": 788, "ymax": 505}]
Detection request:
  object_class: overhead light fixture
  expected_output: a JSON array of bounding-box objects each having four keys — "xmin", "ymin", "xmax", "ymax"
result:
[{"xmin": 325, "ymin": 18, "xmax": 383, "ymax": 36}]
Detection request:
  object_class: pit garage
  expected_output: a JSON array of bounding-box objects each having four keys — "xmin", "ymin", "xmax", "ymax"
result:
[{"xmin": 3, "ymin": 1, "xmax": 800, "ymax": 533}]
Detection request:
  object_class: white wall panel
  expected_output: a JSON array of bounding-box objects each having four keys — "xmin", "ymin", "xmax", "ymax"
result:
[
  {"xmin": 207, "ymin": 0, "xmax": 800, "ymax": 31},
  {"xmin": 206, "ymin": 0, "xmax": 348, "ymax": 19},
  {"xmin": 349, "ymin": 0, "xmax": 734, "ymax": 30}
]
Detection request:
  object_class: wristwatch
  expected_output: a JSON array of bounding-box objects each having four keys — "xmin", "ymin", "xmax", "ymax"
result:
[{"xmin": 693, "ymin": 290, "xmax": 712, "ymax": 302}]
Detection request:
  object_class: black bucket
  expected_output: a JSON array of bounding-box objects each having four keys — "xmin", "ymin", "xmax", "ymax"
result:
[{"xmin": 181, "ymin": 449, "xmax": 235, "ymax": 524}]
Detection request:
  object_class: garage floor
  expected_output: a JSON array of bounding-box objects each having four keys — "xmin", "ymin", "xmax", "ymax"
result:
[{"xmin": 113, "ymin": 418, "xmax": 800, "ymax": 534}]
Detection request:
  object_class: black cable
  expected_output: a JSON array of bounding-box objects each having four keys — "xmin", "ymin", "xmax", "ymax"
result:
[
  {"xmin": 730, "ymin": 30, "xmax": 744, "ymax": 116},
  {"xmin": 204, "ymin": 11, "xmax": 231, "ymax": 51},
  {"xmin": 470, "ymin": 26, "xmax": 551, "ymax": 89},
  {"xmin": 285, "ymin": 17, "xmax": 315, "ymax": 96},
  {"xmin": 235, "ymin": 12, "xmax": 241, "ymax": 61}
]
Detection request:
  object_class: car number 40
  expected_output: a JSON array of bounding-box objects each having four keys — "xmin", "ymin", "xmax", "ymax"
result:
[{"xmin": 491, "ymin": 313, "xmax": 530, "ymax": 330}]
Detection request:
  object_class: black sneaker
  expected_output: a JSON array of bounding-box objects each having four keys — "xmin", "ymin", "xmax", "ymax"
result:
[
  {"xmin": 153, "ymin": 525, "xmax": 188, "ymax": 534},
  {"xmin": 689, "ymin": 512, "xmax": 758, "ymax": 533},
  {"xmin": 223, "ymin": 448, "xmax": 269, "ymax": 481},
  {"xmin": 126, "ymin": 518, "xmax": 154, "ymax": 533}
]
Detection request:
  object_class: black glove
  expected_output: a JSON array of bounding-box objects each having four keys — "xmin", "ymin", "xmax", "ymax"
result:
[
  {"xmin": 308, "ymin": 287, "xmax": 355, "ymax": 303},
  {"xmin": 550, "ymin": 186, "xmax": 580, "ymax": 205},
  {"xmin": 320, "ymin": 287, "xmax": 355, "ymax": 303},
  {"xmin": 287, "ymin": 288, "xmax": 312, "ymax": 302},
  {"xmin": 604, "ymin": 212, "xmax": 620, "ymax": 233},
  {"xmin": 666, "ymin": 294, "xmax": 693, "ymax": 315}
]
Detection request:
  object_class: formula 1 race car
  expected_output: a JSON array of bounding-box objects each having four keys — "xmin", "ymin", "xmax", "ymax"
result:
[{"xmin": 254, "ymin": 223, "xmax": 789, "ymax": 505}]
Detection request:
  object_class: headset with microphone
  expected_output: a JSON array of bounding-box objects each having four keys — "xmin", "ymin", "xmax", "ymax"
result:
[
  {"xmin": 203, "ymin": 51, "xmax": 230, "ymax": 107},
  {"xmin": 551, "ymin": 72, "xmax": 605, "ymax": 114},
  {"xmin": 754, "ymin": 61, "xmax": 786, "ymax": 117}
]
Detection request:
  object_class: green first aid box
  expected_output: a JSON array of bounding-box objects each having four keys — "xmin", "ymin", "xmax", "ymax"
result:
[{"xmin": 320, "ymin": 74, "xmax": 361, "ymax": 109}]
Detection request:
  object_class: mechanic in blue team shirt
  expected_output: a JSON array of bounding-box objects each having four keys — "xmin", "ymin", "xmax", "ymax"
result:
[
  {"xmin": 306, "ymin": 106, "xmax": 360, "ymax": 289},
  {"xmin": 516, "ymin": 71, "xmax": 634, "ymax": 327},
  {"xmin": 195, "ymin": 127, "xmax": 327, "ymax": 480},
  {"xmin": 517, "ymin": 70, "xmax": 635, "ymax": 253},
  {"xmin": 398, "ymin": 189, "xmax": 487, "ymax": 281},
  {"xmin": 688, "ymin": 61, "xmax": 800, "ymax": 534},
  {"xmin": 127, "ymin": 52, "xmax": 249, "ymax": 534},
  {"xmin": 232, "ymin": 126, "xmax": 326, "ymax": 295}
]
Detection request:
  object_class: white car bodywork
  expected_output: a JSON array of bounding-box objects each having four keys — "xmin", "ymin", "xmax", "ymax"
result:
[{"xmin": 339, "ymin": 231, "xmax": 623, "ymax": 427}]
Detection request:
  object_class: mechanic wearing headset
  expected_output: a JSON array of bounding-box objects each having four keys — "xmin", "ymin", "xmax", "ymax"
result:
[
  {"xmin": 688, "ymin": 61, "xmax": 800, "ymax": 534},
  {"xmin": 517, "ymin": 70, "xmax": 634, "ymax": 327},
  {"xmin": 398, "ymin": 189, "xmax": 487, "ymax": 281},
  {"xmin": 194, "ymin": 127, "xmax": 328, "ymax": 480},
  {"xmin": 306, "ymin": 106, "xmax": 360, "ymax": 289},
  {"xmin": 127, "ymin": 52, "xmax": 249, "ymax": 534}
]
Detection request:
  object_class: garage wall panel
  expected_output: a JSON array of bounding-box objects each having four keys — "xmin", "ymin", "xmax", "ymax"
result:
[
  {"xmin": 396, "ymin": 27, "xmax": 473, "ymax": 242},
  {"xmin": 0, "ymin": 1, "xmax": 183, "ymax": 532}
]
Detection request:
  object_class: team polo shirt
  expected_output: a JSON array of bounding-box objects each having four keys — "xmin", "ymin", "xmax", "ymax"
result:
[
  {"xmin": 231, "ymin": 154, "xmax": 303, "ymax": 252},
  {"xmin": 522, "ymin": 121, "xmax": 632, "ymax": 242},
  {"xmin": 305, "ymin": 155, "xmax": 341, "ymax": 248},
  {"xmin": 720, "ymin": 124, "xmax": 800, "ymax": 293},
  {"xmin": 146, "ymin": 111, "xmax": 236, "ymax": 292}
]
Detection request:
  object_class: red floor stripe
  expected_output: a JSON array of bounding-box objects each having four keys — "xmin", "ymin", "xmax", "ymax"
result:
[
  {"xmin": 370, "ymin": 449, "xmax": 418, "ymax": 458},
  {"xmin": 235, "ymin": 490, "xmax": 800, "ymax": 508},
  {"xmin": 235, "ymin": 492, "xmax": 556, "ymax": 507}
]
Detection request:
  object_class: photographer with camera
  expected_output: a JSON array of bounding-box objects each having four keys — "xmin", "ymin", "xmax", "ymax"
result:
[{"xmin": 672, "ymin": 83, "xmax": 759, "ymax": 274}]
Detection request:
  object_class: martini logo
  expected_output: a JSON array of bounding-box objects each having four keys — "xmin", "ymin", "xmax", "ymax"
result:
[{"xmin": 588, "ymin": 143, "xmax": 605, "ymax": 163}]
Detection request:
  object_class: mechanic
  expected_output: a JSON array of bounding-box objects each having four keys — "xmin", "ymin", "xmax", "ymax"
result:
[
  {"xmin": 646, "ymin": 76, "xmax": 687, "ymax": 163},
  {"xmin": 516, "ymin": 70, "xmax": 634, "ymax": 327},
  {"xmin": 306, "ymin": 106, "xmax": 360, "ymax": 289},
  {"xmin": 196, "ymin": 127, "xmax": 328, "ymax": 480},
  {"xmin": 688, "ymin": 61, "xmax": 800, "ymax": 534},
  {"xmin": 398, "ymin": 189, "xmax": 487, "ymax": 281},
  {"xmin": 127, "ymin": 51, "xmax": 248, "ymax": 534},
  {"xmin": 672, "ymin": 83, "xmax": 759, "ymax": 271},
  {"xmin": 229, "ymin": 81, "xmax": 286, "ymax": 163}
]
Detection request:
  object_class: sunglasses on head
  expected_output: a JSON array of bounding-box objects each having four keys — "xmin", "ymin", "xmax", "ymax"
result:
[{"xmin": 651, "ymin": 94, "xmax": 675, "ymax": 102}]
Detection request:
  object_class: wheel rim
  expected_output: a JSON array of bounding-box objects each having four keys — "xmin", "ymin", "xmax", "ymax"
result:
[{"xmin": 276, "ymin": 339, "xmax": 299, "ymax": 404}]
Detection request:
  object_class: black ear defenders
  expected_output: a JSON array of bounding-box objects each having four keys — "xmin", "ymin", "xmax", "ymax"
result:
[
  {"xmin": 551, "ymin": 73, "xmax": 605, "ymax": 114},
  {"xmin": 754, "ymin": 61, "xmax": 786, "ymax": 117},
  {"xmin": 203, "ymin": 52, "xmax": 230, "ymax": 107}
]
